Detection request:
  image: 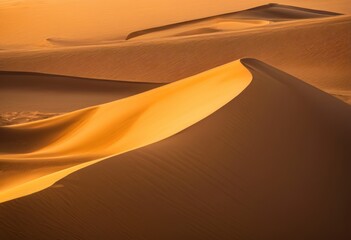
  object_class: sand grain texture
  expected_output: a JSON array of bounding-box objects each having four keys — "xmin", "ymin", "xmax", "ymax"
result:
[
  {"xmin": 0, "ymin": 71, "xmax": 161, "ymax": 112},
  {"xmin": 126, "ymin": 4, "xmax": 339, "ymax": 40},
  {"xmin": 1, "ymin": 0, "xmax": 349, "ymax": 49},
  {"xmin": 0, "ymin": 59, "xmax": 350, "ymax": 239},
  {"xmin": 1, "ymin": 9, "xmax": 349, "ymax": 103},
  {"xmin": 1, "ymin": 1, "xmax": 350, "ymax": 239},
  {"xmin": 0, "ymin": 60, "xmax": 252, "ymax": 203}
]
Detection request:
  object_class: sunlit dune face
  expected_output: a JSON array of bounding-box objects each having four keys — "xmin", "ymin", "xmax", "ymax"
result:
[
  {"xmin": 0, "ymin": 0, "xmax": 349, "ymax": 49},
  {"xmin": 0, "ymin": 59, "xmax": 252, "ymax": 203},
  {"xmin": 0, "ymin": 0, "xmax": 350, "ymax": 238}
]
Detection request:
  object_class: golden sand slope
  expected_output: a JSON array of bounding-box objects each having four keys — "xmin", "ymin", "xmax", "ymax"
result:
[
  {"xmin": 1, "ymin": 15, "xmax": 349, "ymax": 103},
  {"xmin": 0, "ymin": 1, "xmax": 348, "ymax": 49},
  {"xmin": 127, "ymin": 19, "xmax": 269, "ymax": 40},
  {"xmin": 1, "ymin": 59, "xmax": 350, "ymax": 239},
  {"xmin": 0, "ymin": 60, "xmax": 252, "ymax": 203},
  {"xmin": 126, "ymin": 4, "xmax": 338, "ymax": 40}
]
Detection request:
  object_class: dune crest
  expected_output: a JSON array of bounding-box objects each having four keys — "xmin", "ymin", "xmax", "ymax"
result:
[
  {"xmin": 0, "ymin": 59, "xmax": 252, "ymax": 203},
  {"xmin": 46, "ymin": 37, "xmax": 123, "ymax": 47},
  {"xmin": 1, "ymin": 14, "xmax": 349, "ymax": 104},
  {"xmin": 1, "ymin": 1, "xmax": 347, "ymax": 49},
  {"xmin": 127, "ymin": 19, "xmax": 270, "ymax": 40},
  {"xmin": 1, "ymin": 59, "xmax": 350, "ymax": 239},
  {"xmin": 0, "ymin": 71, "xmax": 161, "ymax": 112},
  {"xmin": 126, "ymin": 3, "xmax": 339, "ymax": 40}
]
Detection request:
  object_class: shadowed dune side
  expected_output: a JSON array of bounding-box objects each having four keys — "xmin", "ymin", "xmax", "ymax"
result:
[
  {"xmin": 0, "ymin": 72, "xmax": 160, "ymax": 126},
  {"xmin": 1, "ymin": 15, "xmax": 350, "ymax": 103},
  {"xmin": 0, "ymin": 59, "xmax": 350, "ymax": 240},
  {"xmin": 165, "ymin": 20, "xmax": 269, "ymax": 39},
  {"xmin": 233, "ymin": 3, "xmax": 341, "ymax": 20},
  {"xmin": 0, "ymin": 71, "xmax": 161, "ymax": 112},
  {"xmin": 127, "ymin": 19, "xmax": 269, "ymax": 40},
  {"xmin": 126, "ymin": 3, "xmax": 339, "ymax": 40},
  {"xmin": 1, "ymin": 1, "xmax": 347, "ymax": 49},
  {"xmin": 0, "ymin": 60, "xmax": 252, "ymax": 203}
]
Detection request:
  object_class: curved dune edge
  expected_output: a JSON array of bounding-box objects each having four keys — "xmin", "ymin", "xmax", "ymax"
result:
[
  {"xmin": 0, "ymin": 59, "xmax": 252, "ymax": 203},
  {"xmin": 128, "ymin": 19, "xmax": 270, "ymax": 40},
  {"xmin": 46, "ymin": 37, "xmax": 124, "ymax": 47},
  {"xmin": 126, "ymin": 3, "xmax": 340, "ymax": 40}
]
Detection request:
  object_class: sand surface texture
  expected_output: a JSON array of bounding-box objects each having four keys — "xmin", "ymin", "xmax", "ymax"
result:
[
  {"xmin": 1, "ymin": 4, "xmax": 350, "ymax": 103},
  {"xmin": 1, "ymin": 59, "xmax": 350, "ymax": 239},
  {"xmin": 0, "ymin": 1, "xmax": 350, "ymax": 239},
  {"xmin": 0, "ymin": 60, "xmax": 252, "ymax": 203}
]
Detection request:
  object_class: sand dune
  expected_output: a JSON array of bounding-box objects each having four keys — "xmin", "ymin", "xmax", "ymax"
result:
[
  {"xmin": 1, "ymin": 59, "xmax": 350, "ymax": 239},
  {"xmin": 0, "ymin": 72, "xmax": 160, "ymax": 125},
  {"xmin": 1, "ymin": 1, "xmax": 350, "ymax": 239},
  {"xmin": 1, "ymin": 14, "xmax": 349, "ymax": 103},
  {"xmin": 0, "ymin": 111, "xmax": 60, "ymax": 126},
  {"xmin": 1, "ymin": 0, "xmax": 349, "ymax": 49},
  {"xmin": 126, "ymin": 4, "xmax": 338, "ymax": 40},
  {"xmin": 0, "ymin": 71, "xmax": 160, "ymax": 113},
  {"xmin": 234, "ymin": 3, "xmax": 341, "ymax": 20},
  {"xmin": 46, "ymin": 37, "xmax": 124, "ymax": 47},
  {"xmin": 0, "ymin": 60, "xmax": 252, "ymax": 203},
  {"xmin": 126, "ymin": 17, "xmax": 270, "ymax": 41}
]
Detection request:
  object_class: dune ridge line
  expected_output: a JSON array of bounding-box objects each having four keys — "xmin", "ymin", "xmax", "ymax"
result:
[{"xmin": 0, "ymin": 59, "xmax": 252, "ymax": 203}]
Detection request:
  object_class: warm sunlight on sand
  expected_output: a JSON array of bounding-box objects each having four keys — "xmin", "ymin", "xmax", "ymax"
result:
[
  {"xmin": 0, "ymin": 59, "xmax": 252, "ymax": 203},
  {"xmin": 1, "ymin": 1, "xmax": 350, "ymax": 239},
  {"xmin": 127, "ymin": 19, "xmax": 270, "ymax": 40}
]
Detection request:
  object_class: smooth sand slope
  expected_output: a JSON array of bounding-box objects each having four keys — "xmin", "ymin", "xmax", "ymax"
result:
[
  {"xmin": 0, "ymin": 60, "xmax": 252, "ymax": 203},
  {"xmin": 126, "ymin": 4, "xmax": 339, "ymax": 40},
  {"xmin": 0, "ymin": 71, "xmax": 160, "ymax": 113},
  {"xmin": 126, "ymin": 19, "xmax": 270, "ymax": 41},
  {"xmin": 0, "ymin": 72, "xmax": 160, "ymax": 125},
  {"xmin": 1, "ymin": 59, "xmax": 350, "ymax": 239},
  {"xmin": 1, "ymin": 0, "xmax": 349, "ymax": 49},
  {"xmin": 1, "ymin": 12, "xmax": 350, "ymax": 103}
]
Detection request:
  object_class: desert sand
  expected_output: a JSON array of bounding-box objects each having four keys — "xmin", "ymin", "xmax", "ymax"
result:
[
  {"xmin": 1, "ymin": 59, "xmax": 350, "ymax": 239},
  {"xmin": 0, "ymin": 71, "xmax": 160, "ymax": 112},
  {"xmin": 1, "ymin": 4, "xmax": 350, "ymax": 103},
  {"xmin": 0, "ymin": 0, "xmax": 350, "ymax": 48},
  {"xmin": 126, "ymin": 4, "xmax": 339, "ymax": 40},
  {"xmin": 0, "ymin": 60, "xmax": 252, "ymax": 203},
  {"xmin": 0, "ymin": 1, "xmax": 350, "ymax": 239}
]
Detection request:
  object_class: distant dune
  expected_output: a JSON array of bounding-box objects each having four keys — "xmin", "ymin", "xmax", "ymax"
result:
[
  {"xmin": 0, "ymin": 71, "xmax": 160, "ymax": 112},
  {"xmin": 0, "ymin": 59, "xmax": 350, "ymax": 239},
  {"xmin": 126, "ymin": 3, "xmax": 339, "ymax": 40},
  {"xmin": 234, "ymin": 3, "xmax": 341, "ymax": 20},
  {"xmin": 1, "ymin": 14, "xmax": 349, "ymax": 103},
  {"xmin": 46, "ymin": 37, "xmax": 124, "ymax": 47},
  {"xmin": 0, "ymin": 71, "xmax": 160, "ymax": 125},
  {"xmin": 1, "ymin": 0, "xmax": 349, "ymax": 49}
]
